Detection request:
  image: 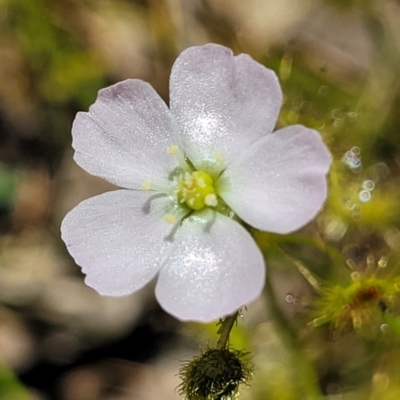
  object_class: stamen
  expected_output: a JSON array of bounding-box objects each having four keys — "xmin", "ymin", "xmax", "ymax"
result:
[
  {"xmin": 214, "ymin": 152, "xmax": 225, "ymax": 164},
  {"xmin": 167, "ymin": 145, "xmax": 179, "ymax": 154},
  {"xmin": 142, "ymin": 179, "xmax": 152, "ymax": 190},
  {"xmin": 205, "ymin": 193, "xmax": 218, "ymax": 207},
  {"xmin": 164, "ymin": 214, "xmax": 177, "ymax": 224},
  {"xmin": 163, "ymin": 207, "xmax": 192, "ymax": 241},
  {"xmin": 141, "ymin": 179, "xmax": 173, "ymax": 194},
  {"xmin": 166, "ymin": 144, "xmax": 191, "ymax": 172}
]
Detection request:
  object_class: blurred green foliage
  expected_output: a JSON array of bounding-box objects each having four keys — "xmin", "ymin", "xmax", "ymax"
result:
[
  {"xmin": 0, "ymin": 361, "xmax": 32, "ymax": 400},
  {"xmin": 0, "ymin": 166, "xmax": 17, "ymax": 210},
  {"xmin": 2, "ymin": 0, "xmax": 106, "ymax": 107}
]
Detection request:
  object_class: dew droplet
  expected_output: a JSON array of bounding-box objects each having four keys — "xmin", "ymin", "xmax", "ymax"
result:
[
  {"xmin": 333, "ymin": 118, "xmax": 343, "ymax": 127},
  {"xmin": 318, "ymin": 86, "xmax": 328, "ymax": 96},
  {"xmin": 372, "ymin": 372, "xmax": 390, "ymax": 389},
  {"xmin": 352, "ymin": 204, "xmax": 362, "ymax": 218},
  {"xmin": 348, "ymin": 111, "xmax": 358, "ymax": 119},
  {"xmin": 285, "ymin": 294, "xmax": 293, "ymax": 303},
  {"xmin": 351, "ymin": 146, "xmax": 360, "ymax": 155},
  {"xmin": 342, "ymin": 149, "xmax": 362, "ymax": 170},
  {"xmin": 346, "ymin": 258, "xmax": 357, "ymax": 270},
  {"xmin": 385, "ymin": 229, "xmax": 400, "ymax": 249},
  {"xmin": 359, "ymin": 190, "xmax": 371, "ymax": 202},
  {"xmin": 344, "ymin": 200, "xmax": 354, "ymax": 210},
  {"xmin": 380, "ymin": 323, "xmax": 389, "ymax": 333},
  {"xmin": 344, "ymin": 150, "xmax": 354, "ymax": 160},
  {"xmin": 351, "ymin": 271, "xmax": 360, "ymax": 281},
  {"xmin": 323, "ymin": 216, "xmax": 348, "ymax": 241},
  {"xmin": 351, "ymin": 158, "xmax": 362, "ymax": 169},
  {"xmin": 378, "ymin": 257, "xmax": 388, "ymax": 268},
  {"xmin": 362, "ymin": 179, "xmax": 375, "ymax": 191},
  {"xmin": 369, "ymin": 162, "xmax": 389, "ymax": 182}
]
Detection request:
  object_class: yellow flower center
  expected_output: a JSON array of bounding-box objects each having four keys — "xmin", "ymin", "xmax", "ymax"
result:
[
  {"xmin": 141, "ymin": 145, "xmax": 221, "ymax": 221},
  {"xmin": 177, "ymin": 171, "xmax": 218, "ymax": 211}
]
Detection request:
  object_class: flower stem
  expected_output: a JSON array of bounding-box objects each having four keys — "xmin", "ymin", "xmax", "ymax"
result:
[{"xmin": 216, "ymin": 311, "xmax": 239, "ymax": 349}]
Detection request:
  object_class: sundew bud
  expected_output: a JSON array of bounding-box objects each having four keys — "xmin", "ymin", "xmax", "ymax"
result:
[
  {"xmin": 178, "ymin": 348, "xmax": 252, "ymax": 400},
  {"xmin": 309, "ymin": 274, "xmax": 400, "ymax": 335}
]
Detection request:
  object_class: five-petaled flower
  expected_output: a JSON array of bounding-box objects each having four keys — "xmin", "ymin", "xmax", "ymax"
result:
[{"xmin": 61, "ymin": 44, "xmax": 331, "ymax": 322}]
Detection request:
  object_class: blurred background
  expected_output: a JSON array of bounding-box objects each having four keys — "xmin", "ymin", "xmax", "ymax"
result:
[{"xmin": 0, "ymin": 0, "xmax": 400, "ymax": 399}]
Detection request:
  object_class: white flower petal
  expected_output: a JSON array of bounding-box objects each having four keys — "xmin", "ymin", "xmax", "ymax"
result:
[
  {"xmin": 218, "ymin": 125, "xmax": 331, "ymax": 234},
  {"xmin": 72, "ymin": 79, "xmax": 178, "ymax": 190},
  {"xmin": 61, "ymin": 190, "xmax": 175, "ymax": 296},
  {"xmin": 170, "ymin": 43, "xmax": 282, "ymax": 171},
  {"xmin": 155, "ymin": 210, "xmax": 265, "ymax": 322}
]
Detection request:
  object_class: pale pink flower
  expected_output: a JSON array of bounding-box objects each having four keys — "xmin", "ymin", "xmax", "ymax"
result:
[{"xmin": 61, "ymin": 44, "xmax": 331, "ymax": 322}]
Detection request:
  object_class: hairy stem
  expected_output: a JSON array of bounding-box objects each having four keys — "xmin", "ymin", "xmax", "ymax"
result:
[{"xmin": 216, "ymin": 311, "xmax": 239, "ymax": 349}]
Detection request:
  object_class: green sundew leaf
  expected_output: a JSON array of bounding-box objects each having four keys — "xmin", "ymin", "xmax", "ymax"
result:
[{"xmin": 325, "ymin": 156, "xmax": 400, "ymax": 228}]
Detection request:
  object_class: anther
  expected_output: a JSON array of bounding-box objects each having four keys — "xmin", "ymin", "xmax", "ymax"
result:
[
  {"xmin": 167, "ymin": 145, "xmax": 179, "ymax": 154},
  {"xmin": 166, "ymin": 145, "xmax": 191, "ymax": 172},
  {"xmin": 142, "ymin": 180, "xmax": 152, "ymax": 190},
  {"xmin": 205, "ymin": 193, "xmax": 218, "ymax": 207},
  {"xmin": 164, "ymin": 214, "xmax": 177, "ymax": 224},
  {"xmin": 214, "ymin": 152, "xmax": 224, "ymax": 163}
]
